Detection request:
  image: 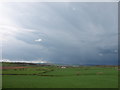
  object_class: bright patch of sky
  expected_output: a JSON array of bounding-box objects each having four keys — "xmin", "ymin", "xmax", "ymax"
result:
[{"xmin": 35, "ymin": 39, "xmax": 42, "ymax": 42}]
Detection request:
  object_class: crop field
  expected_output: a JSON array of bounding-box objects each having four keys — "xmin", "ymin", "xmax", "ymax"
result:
[{"xmin": 1, "ymin": 62, "xmax": 118, "ymax": 88}]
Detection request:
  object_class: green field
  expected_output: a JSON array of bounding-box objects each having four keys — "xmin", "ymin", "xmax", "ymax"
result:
[{"xmin": 2, "ymin": 63, "xmax": 118, "ymax": 88}]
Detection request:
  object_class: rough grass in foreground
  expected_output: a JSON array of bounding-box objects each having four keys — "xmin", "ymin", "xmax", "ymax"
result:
[{"xmin": 2, "ymin": 62, "xmax": 118, "ymax": 88}]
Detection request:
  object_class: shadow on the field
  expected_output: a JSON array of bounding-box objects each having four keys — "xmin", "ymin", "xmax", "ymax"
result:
[{"xmin": 1, "ymin": 73, "xmax": 112, "ymax": 77}]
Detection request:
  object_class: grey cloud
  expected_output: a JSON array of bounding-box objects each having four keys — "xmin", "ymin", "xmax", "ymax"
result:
[{"xmin": 2, "ymin": 2, "xmax": 118, "ymax": 65}]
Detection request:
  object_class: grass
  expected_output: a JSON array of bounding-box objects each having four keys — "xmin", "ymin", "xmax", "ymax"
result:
[
  {"xmin": 2, "ymin": 63, "xmax": 118, "ymax": 88},
  {"xmin": 2, "ymin": 74, "xmax": 118, "ymax": 88}
]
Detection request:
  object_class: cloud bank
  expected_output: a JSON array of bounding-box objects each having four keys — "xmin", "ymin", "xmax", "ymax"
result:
[{"xmin": 0, "ymin": 2, "xmax": 118, "ymax": 65}]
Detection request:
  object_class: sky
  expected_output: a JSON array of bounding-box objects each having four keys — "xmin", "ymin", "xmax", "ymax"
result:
[{"xmin": 0, "ymin": 2, "xmax": 118, "ymax": 65}]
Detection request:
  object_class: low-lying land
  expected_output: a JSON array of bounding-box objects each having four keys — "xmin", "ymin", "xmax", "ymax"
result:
[{"xmin": 1, "ymin": 62, "xmax": 118, "ymax": 88}]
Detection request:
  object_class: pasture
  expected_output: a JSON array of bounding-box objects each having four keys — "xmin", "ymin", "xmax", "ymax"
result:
[{"xmin": 1, "ymin": 62, "xmax": 118, "ymax": 88}]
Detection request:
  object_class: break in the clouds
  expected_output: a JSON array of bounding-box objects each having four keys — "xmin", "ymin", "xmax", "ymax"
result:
[
  {"xmin": 0, "ymin": 2, "xmax": 118, "ymax": 65},
  {"xmin": 35, "ymin": 39, "xmax": 42, "ymax": 42}
]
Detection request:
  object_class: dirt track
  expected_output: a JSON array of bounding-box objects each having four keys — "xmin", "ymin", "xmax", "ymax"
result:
[{"xmin": 0, "ymin": 67, "xmax": 33, "ymax": 69}]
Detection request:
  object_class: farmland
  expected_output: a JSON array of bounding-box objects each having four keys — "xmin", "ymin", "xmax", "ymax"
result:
[{"xmin": 1, "ymin": 62, "xmax": 118, "ymax": 88}]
